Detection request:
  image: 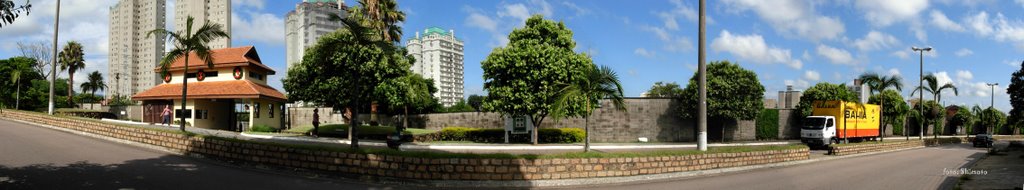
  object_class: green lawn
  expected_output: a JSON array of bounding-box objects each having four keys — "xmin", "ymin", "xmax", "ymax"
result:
[{"xmin": 284, "ymin": 124, "xmax": 436, "ymax": 136}]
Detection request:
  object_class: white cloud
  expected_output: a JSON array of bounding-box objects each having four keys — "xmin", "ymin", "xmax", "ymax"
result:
[
  {"xmin": 1018, "ymin": 0, "xmax": 1024, "ymax": 8},
  {"xmin": 561, "ymin": 1, "xmax": 590, "ymax": 17},
  {"xmin": 497, "ymin": 3, "xmax": 531, "ymax": 22},
  {"xmin": 231, "ymin": 12, "xmax": 285, "ymax": 45},
  {"xmin": 804, "ymin": 70, "xmax": 821, "ymax": 81},
  {"xmin": 710, "ymin": 30, "xmax": 802, "ymax": 69},
  {"xmin": 956, "ymin": 70, "xmax": 973, "ymax": 81},
  {"xmin": 658, "ymin": 0, "xmax": 699, "ymax": 30},
  {"xmin": 954, "ymin": 48, "xmax": 974, "ymax": 57},
  {"xmin": 634, "ymin": 48, "xmax": 655, "ymax": 58},
  {"xmin": 721, "ymin": 0, "xmax": 844, "ymax": 41},
  {"xmin": 888, "ymin": 68, "xmax": 901, "ymax": 77},
  {"xmin": 465, "ymin": 13, "xmax": 498, "ymax": 32},
  {"xmin": 642, "ymin": 26, "xmax": 671, "ymax": 41},
  {"xmin": 531, "ymin": 0, "xmax": 554, "ymax": 17},
  {"xmin": 802, "ymin": 50, "xmax": 812, "ymax": 61},
  {"xmin": 851, "ymin": 30, "xmax": 900, "ymax": 52},
  {"xmin": 965, "ymin": 12, "xmax": 994, "ymax": 36},
  {"xmin": 232, "ymin": 0, "xmax": 265, "ymax": 10},
  {"xmin": 816, "ymin": 45, "xmax": 854, "ymax": 65},
  {"xmin": 784, "ymin": 79, "xmax": 811, "ymax": 89},
  {"xmin": 891, "ymin": 50, "xmax": 910, "ymax": 59},
  {"xmin": 930, "ymin": 10, "xmax": 964, "ymax": 32},
  {"xmin": 664, "ymin": 37, "xmax": 694, "ymax": 53},
  {"xmin": 855, "ymin": 0, "xmax": 929, "ymax": 27}
]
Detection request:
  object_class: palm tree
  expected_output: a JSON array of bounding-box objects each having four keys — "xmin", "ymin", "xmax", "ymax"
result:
[
  {"xmin": 79, "ymin": 71, "xmax": 106, "ymax": 109},
  {"xmin": 58, "ymin": 41, "xmax": 85, "ymax": 107},
  {"xmin": 11, "ymin": 64, "xmax": 23, "ymax": 110},
  {"xmin": 343, "ymin": 0, "xmax": 405, "ymax": 44},
  {"xmin": 552, "ymin": 65, "xmax": 626, "ymax": 152},
  {"xmin": 911, "ymin": 73, "xmax": 958, "ymax": 138},
  {"xmin": 858, "ymin": 73, "xmax": 903, "ymax": 141},
  {"xmin": 148, "ymin": 16, "xmax": 229, "ymax": 132},
  {"xmin": 972, "ymin": 105, "xmax": 984, "ymax": 136}
]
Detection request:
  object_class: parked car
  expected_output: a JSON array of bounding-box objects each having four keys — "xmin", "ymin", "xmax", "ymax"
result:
[{"xmin": 973, "ymin": 134, "xmax": 994, "ymax": 148}]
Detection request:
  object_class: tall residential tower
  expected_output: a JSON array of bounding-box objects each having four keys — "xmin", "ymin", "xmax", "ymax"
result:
[
  {"xmin": 108, "ymin": 0, "xmax": 166, "ymax": 99},
  {"xmin": 285, "ymin": 0, "xmax": 347, "ymax": 73},
  {"xmin": 407, "ymin": 27, "xmax": 465, "ymax": 107},
  {"xmin": 174, "ymin": 0, "xmax": 231, "ymax": 49}
]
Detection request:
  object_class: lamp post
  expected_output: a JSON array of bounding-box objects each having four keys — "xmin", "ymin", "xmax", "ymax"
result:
[
  {"xmin": 48, "ymin": 0, "xmax": 62, "ymax": 115},
  {"xmin": 697, "ymin": 0, "xmax": 707, "ymax": 151},
  {"xmin": 912, "ymin": 46, "xmax": 932, "ymax": 140},
  {"xmin": 987, "ymin": 83, "xmax": 998, "ymax": 135}
]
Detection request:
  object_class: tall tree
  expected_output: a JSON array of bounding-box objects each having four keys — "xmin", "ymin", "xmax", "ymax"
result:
[
  {"xmin": 0, "ymin": 0, "xmax": 31, "ymax": 28},
  {"xmin": 911, "ymin": 73, "xmax": 957, "ymax": 138},
  {"xmin": 147, "ymin": 16, "xmax": 229, "ymax": 132},
  {"xmin": 481, "ymin": 15, "xmax": 594, "ymax": 144},
  {"xmin": 552, "ymin": 65, "xmax": 626, "ymax": 152},
  {"xmin": 16, "ymin": 41, "xmax": 53, "ymax": 78},
  {"xmin": 950, "ymin": 106, "xmax": 973, "ymax": 135},
  {"xmin": 868, "ymin": 89, "xmax": 908, "ymax": 137},
  {"xmin": 349, "ymin": 0, "xmax": 404, "ymax": 44},
  {"xmin": 79, "ymin": 71, "xmax": 105, "ymax": 109},
  {"xmin": 972, "ymin": 105, "xmax": 984, "ymax": 135},
  {"xmin": 467, "ymin": 94, "xmax": 485, "ymax": 112},
  {"xmin": 1008, "ymin": 60, "xmax": 1024, "ymax": 131},
  {"xmin": 377, "ymin": 73, "xmax": 436, "ymax": 131},
  {"xmin": 679, "ymin": 61, "xmax": 765, "ymax": 141},
  {"xmin": 859, "ymin": 73, "xmax": 903, "ymax": 140},
  {"xmin": 645, "ymin": 81, "xmax": 684, "ymax": 98},
  {"xmin": 284, "ymin": 12, "xmax": 410, "ymax": 148},
  {"xmin": 58, "ymin": 41, "xmax": 85, "ymax": 107}
]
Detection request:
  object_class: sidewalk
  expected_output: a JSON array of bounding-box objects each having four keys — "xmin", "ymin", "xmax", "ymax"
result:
[{"xmin": 100, "ymin": 119, "xmax": 797, "ymax": 154}]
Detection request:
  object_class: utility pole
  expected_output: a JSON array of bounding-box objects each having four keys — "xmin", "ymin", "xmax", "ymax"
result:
[
  {"xmin": 912, "ymin": 46, "xmax": 931, "ymax": 140},
  {"xmin": 697, "ymin": 0, "xmax": 707, "ymax": 151},
  {"xmin": 48, "ymin": 0, "xmax": 62, "ymax": 115},
  {"xmin": 987, "ymin": 83, "xmax": 998, "ymax": 135}
]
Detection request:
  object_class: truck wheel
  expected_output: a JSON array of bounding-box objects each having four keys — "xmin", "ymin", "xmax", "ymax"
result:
[{"xmin": 831, "ymin": 138, "xmax": 840, "ymax": 145}]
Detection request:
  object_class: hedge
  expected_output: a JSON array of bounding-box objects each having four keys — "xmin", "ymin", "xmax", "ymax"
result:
[
  {"xmin": 249, "ymin": 125, "xmax": 278, "ymax": 133},
  {"xmin": 429, "ymin": 127, "xmax": 585, "ymax": 143},
  {"xmin": 756, "ymin": 109, "xmax": 779, "ymax": 140}
]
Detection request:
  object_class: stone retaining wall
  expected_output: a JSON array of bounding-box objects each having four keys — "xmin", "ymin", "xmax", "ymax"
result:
[
  {"xmin": 0, "ymin": 110, "xmax": 809, "ymax": 181},
  {"xmin": 831, "ymin": 138, "xmax": 968, "ymax": 156}
]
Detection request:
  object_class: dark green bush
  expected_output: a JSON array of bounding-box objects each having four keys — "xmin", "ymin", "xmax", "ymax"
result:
[
  {"xmin": 433, "ymin": 127, "xmax": 583, "ymax": 143},
  {"xmin": 249, "ymin": 125, "xmax": 278, "ymax": 133},
  {"xmin": 756, "ymin": 109, "xmax": 779, "ymax": 140}
]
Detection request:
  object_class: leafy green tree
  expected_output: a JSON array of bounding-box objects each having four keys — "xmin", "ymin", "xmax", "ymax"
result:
[
  {"xmin": 911, "ymin": 73, "xmax": 958, "ymax": 138},
  {"xmin": 552, "ymin": 65, "xmax": 626, "ymax": 152},
  {"xmin": 377, "ymin": 73, "xmax": 436, "ymax": 130},
  {"xmin": 950, "ymin": 106, "xmax": 973, "ymax": 135},
  {"xmin": 1008, "ymin": 60, "xmax": 1024, "ymax": 131},
  {"xmin": 679, "ymin": 61, "xmax": 764, "ymax": 141},
  {"xmin": 284, "ymin": 12, "xmax": 410, "ymax": 148},
  {"xmin": 79, "ymin": 71, "xmax": 105, "ymax": 109},
  {"xmin": 481, "ymin": 15, "xmax": 594, "ymax": 144},
  {"xmin": 859, "ymin": 73, "xmax": 903, "ymax": 140},
  {"xmin": 58, "ymin": 41, "xmax": 85, "ymax": 107},
  {"xmin": 911, "ymin": 100, "xmax": 942, "ymax": 136},
  {"xmin": 868, "ymin": 89, "xmax": 908, "ymax": 136},
  {"xmin": 797, "ymin": 82, "xmax": 857, "ymax": 117},
  {"xmin": 0, "ymin": 0, "xmax": 31, "ymax": 28},
  {"xmin": 2, "ymin": 56, "xmax": 37, "ymax": 110},
  {"xmin": 147, "ymin": 16, "xmax": 230, "ymax": 132},
  {"xmin": 978, "ymin": 107, "xmax": 1007, "ymax": 134},
  {"xmin": 348, "ymin": 0, "xmax": 405, "ymax": 43},
  {"xmin": 645, "ymin": 81, "xmax": 684, "ymax": 98},
  {"xmin": 467, "ymin": 94, "xmax": 485, "ymax": 112}
]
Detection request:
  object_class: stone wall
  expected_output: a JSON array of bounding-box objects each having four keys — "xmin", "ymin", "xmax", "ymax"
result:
[
  {"xmin": 831, "ymin": 137, "xmax": 966, "ymax": 156},
  {"xmin": 777, "ymin": 109, "xmax": 800, "ymax": 139},
  {"xmin": 0, "ymin": 110, "xmax": 809, "ymax": 181}
]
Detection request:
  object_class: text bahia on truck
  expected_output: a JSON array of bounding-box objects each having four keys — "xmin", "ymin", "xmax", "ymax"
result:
[{"xmin": 801, "ymin": 100, "xmax": 881, "ymax": 146}]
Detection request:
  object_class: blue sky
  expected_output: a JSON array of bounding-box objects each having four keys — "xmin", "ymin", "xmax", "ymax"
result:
[{"xmin": 1, "ymin": 0, "xmax": 1022, "ymax": 112}]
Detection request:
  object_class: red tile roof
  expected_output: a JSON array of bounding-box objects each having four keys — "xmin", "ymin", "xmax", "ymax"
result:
[
  {"xmin": 160, "ymin": 46, "xmax": 275, "ymax": 74},
  {"xmin": 131, "ymin": 80, "xmax": 287, "ymax": 102}
]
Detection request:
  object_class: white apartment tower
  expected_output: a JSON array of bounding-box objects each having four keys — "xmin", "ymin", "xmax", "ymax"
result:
[
  {"xmin": 285, "ymin": 0, "xmax": 347, "ymax": 73},
  {"xmin": 174, "ymin": 0, "xmax": 231, "ymax": 49},
  {"xmin": 407, "ymin": 27, "xmax": 465, "ymax": 107},
  {"xmin": 108, "ymin": 0, "xmax": 166, "ymax": 99}
]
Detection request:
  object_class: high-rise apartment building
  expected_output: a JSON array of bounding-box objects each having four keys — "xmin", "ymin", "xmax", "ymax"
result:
[
  {"xmin": 108, "ymin": 0, "xmax": 166, "ymax": 99},
  {"xmin": 285, "ymin": 0, "xmax": 347, "ymax": 73},
  {"xmin": 174, "ymin": 0, "xmax": 231, "ymax": 49},
  {"xmin": 407, "ymin": 27, "xmax": 465, "ymax": 107}
]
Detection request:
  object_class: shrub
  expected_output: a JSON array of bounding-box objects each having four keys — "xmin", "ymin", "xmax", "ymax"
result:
[
  {"xmin": 249, "ymin": 125, "xmax": 277, "ymax": 133},
  {"xmin": 756, "ymin": 109, "xmax": 779, "ymax": 140},
  {"xmin": 432, "ymin": 127, "xmax": 583, "ymax": 143}
]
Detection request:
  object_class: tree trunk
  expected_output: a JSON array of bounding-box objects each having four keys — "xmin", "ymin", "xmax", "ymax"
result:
[
  {"xmin": 180, "ymin": 58, "xmax": 188, "ymax": 132},
  {"xmin": 880, "ymin": 99, "xmax": 884, "ymax": 142},
  {"xmin": 68, "ymin": 71, "xmax": 74, "ymax": 107},
  {"xmin": 351, "ymin": 105, "xmax": 360, "ymax": 148},
  {"xmin": 15, "ymin": 79, "xmax": 20, "ymax": 110},
  {"xmin": 403, "ymin": 106, "xmax": 408, "ymax": 132},
  {"xmin": 584, "ymin": 100, "xmax": 590, "ymax": 152}
]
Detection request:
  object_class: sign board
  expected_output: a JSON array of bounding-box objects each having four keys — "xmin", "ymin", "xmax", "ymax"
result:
[{"xmin": 504, "ymin": 115, "xmax": 533, "ymax": 134}]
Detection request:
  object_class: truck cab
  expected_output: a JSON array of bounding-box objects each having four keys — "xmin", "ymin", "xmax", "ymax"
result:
[{"xmin": 801, "ymin": 116, "xmax": 836, "ymax": 146}]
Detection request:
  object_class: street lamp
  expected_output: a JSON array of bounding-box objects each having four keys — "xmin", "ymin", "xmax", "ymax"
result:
[
  {"xmin": 986, "ymin": 83, "xmax": 998, "ymax": 135},
  {"xmin": 48, "ymin": 0, "xmax": 62, "ymax": 115},
  {"xmin": 697, "ymin": 0, "xmax": 707, "ymax": 151},
  {"xmin": 912, "ymin": 46, "xmax": 932, "ymax": 140}
]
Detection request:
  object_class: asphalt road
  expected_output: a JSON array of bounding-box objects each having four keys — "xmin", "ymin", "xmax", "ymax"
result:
[
  {"xmin": 0, "ymin": 119, "xmax": 422, "ymax": 190},
  {"xmin": 559, "ymin": 142, "xmax": 988, "ymax": 190}
]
